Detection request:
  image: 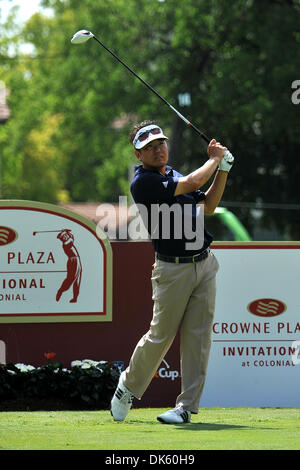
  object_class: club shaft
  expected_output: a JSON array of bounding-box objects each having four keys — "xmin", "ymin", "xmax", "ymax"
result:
[
  {"xmin": 92, "ymin": 35, "xmax": 210, "ymax": 144},
  {"xmin": 33, "ymin": 230, "xmax": 62, "ymax": 234}
]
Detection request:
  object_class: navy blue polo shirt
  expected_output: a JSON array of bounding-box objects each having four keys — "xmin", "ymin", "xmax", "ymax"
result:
[{"xmin": 130, "ymin": 165, "xmax": 213, "ymax": 256}]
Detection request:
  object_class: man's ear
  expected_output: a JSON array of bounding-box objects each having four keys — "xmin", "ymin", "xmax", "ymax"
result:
[{"xmin": 134, "ymin": 149, "xmax": 142, "ymax": 161}]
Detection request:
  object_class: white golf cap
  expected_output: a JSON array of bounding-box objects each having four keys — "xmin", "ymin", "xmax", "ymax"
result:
[{"xmin": 133, "ymin": 124, "xmax": 168, "ymax": 150}]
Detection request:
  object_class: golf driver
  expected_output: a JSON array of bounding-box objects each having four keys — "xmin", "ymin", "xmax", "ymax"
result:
[
  {"xmin": 71, "ymin": 29, "xmax": 211, "ymax": 143},
  {"xmin": 33, "ymin": 230, "xmax": 69, "ymax": 235},
  {"xmin": 71, "ymin": 29, "xmax": 234, "ymax": 167}
]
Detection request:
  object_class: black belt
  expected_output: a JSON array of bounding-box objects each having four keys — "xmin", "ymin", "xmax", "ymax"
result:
[{"xmin": 156, "ymin": 249, "xmax": 209, "ymax": 264}]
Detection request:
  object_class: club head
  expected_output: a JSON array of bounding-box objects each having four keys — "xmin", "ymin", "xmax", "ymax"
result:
[{"xmin": 71, "ymin": 30, "xmax": 94, "ymax": 44}]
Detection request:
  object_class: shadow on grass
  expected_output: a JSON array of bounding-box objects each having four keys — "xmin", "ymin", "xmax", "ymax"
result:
[
  {"xmin": 126, "ymin": 420, "xmax": 249, "ymax": 430},
  {"xmin": 173, "ymin": 422, "xmax": 275, "ymax": 431},
  {"xmin": 173, "ymin": 422, "xmax": 249, "ymax": 431},
  {"xmin": 121, "ymin": 419, "xmax": 276, "ymax": 432}
]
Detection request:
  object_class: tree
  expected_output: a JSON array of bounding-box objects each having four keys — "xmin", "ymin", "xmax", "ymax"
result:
[
  {"xmin": 166, "ymin": 0, "xmax": 300, "ymax": 237},
  {"xmin": 0, "ymin": 0, "xmax": 299, "ymax": 240}
]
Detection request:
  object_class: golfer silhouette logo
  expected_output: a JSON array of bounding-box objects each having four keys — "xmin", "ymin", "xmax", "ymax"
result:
[{"xmin": 55, "ymin": 229, "xmax": 82, "ymax": 303}]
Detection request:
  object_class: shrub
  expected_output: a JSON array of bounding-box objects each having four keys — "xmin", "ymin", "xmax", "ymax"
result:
[{"xmin": 0, "ymin": 360, "xmax": 120, "ymax": 409}]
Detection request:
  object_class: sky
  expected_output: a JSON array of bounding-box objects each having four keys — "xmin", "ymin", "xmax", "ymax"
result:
[
  {"xmin": 1, "ymin": 0, "xmax": 53, "ymax": 53},
  {"xmin": 0, "ymin": 0, "xmax": 52, "ymax": 24}
]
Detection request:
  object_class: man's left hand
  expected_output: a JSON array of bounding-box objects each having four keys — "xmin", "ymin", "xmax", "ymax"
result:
[{"xmin": 218, "ymin": 150, "xmax": 234, "ymax": 172}]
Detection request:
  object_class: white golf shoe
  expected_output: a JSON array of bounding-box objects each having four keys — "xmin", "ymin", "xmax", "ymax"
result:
[
  {"xmin": 110, "ymin": 375, "xmax": 134, "ymax": 422},
  {"xmin": 157, "ymin": 405, "xmax": 191, "ymax": 424}
]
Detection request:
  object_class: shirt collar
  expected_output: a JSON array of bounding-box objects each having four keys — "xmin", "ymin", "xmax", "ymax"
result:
[{"xmin": 134, "ymin": 164, "xmax": 173, "ymax": 175}]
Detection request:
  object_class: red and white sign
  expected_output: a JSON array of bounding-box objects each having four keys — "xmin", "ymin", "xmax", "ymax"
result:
[
  {"xmin": 247, "ymin": 298, "xmax": 286, "ymax": 317},
  {"xmin": 201, "ymin": 243, "xmax": 300, "ymax": 408},
  {"xmin": 0, "ymin": 201, "xmax": 112, "ymax": 322}
]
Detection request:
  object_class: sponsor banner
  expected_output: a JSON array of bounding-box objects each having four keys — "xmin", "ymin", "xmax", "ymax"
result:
[
  {"xmin": 0, "ymin": 201, "xmax": 112, "ymax": 322},
  {"xmin": 201, "ymin": 243, "xmax": 300, "ymax": 407},
  {"xmin": 154, "ymin": 359, "xmax": 180, "ymax": 382},
  {"xmin": 114, "ymin": 359, "xmax": 180, "ymax": 383}
]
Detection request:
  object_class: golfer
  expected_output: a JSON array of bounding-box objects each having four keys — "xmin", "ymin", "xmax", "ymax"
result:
[
  {"xmin": 56, "ymin": 229, "xmax": 82, "ymax": 303},
  {"xmin": 111, "ymin": 121, "xmax": 234, "ymax": 423}
]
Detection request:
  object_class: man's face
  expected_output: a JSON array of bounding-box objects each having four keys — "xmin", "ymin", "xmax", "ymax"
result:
[{"xmin": 135, "ymin": 139, "xmax": 168, "ymax": 172}]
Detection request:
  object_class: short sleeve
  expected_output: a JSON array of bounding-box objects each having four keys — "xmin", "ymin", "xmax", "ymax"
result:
[{"xmin": 131, "ymin": 172, "xmax": 178, "ymax": 203}]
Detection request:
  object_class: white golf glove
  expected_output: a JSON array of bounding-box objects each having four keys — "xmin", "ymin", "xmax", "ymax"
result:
[{"xmin": 219, "ymin": 150, "xmax": 234, "ymax": 172}]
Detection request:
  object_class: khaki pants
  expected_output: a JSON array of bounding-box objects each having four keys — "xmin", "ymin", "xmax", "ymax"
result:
[{"xmin": 122, "ymin": 250, "xmax": 219, "ymax": 414}]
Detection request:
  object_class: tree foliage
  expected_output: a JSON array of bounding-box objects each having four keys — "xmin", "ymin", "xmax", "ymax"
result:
[{"xmin": 0, "ymin": 0, "xmax": 299, "ymax": 238}]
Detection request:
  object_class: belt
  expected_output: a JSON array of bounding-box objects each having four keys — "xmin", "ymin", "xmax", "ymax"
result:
[{"xmin": 156, "ymin": 249, "xmax": 209, "ymax": 264}]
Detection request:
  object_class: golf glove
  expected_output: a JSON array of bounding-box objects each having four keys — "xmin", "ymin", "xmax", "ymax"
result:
[{"xmin": 219, "ymin": 150, "xmax": 234, "ymax": 172}]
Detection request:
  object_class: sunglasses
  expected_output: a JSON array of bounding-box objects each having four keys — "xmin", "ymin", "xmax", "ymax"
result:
[{"xmin": 136, "ymin": 127, "xmax": 162, "ymax": 143}]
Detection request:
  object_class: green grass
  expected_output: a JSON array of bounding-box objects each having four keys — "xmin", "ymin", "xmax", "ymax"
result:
[{"xmin": 0, "ymin": 408, "xmax": 299, "ymax": 450}]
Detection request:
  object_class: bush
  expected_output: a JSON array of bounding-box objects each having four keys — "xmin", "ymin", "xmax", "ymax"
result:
[{"xmin": 0, "ymin": 360, "xmax": 120, "ymax": 409}]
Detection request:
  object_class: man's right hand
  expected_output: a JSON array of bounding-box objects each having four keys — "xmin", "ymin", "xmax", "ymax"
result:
[
  {"xmin": 207, "ymin": 139, "xmax": 227, "ymax": 163},
  {"xmin": 174, "ymin": 139, "xmax": 229, "ymax": 196}
]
